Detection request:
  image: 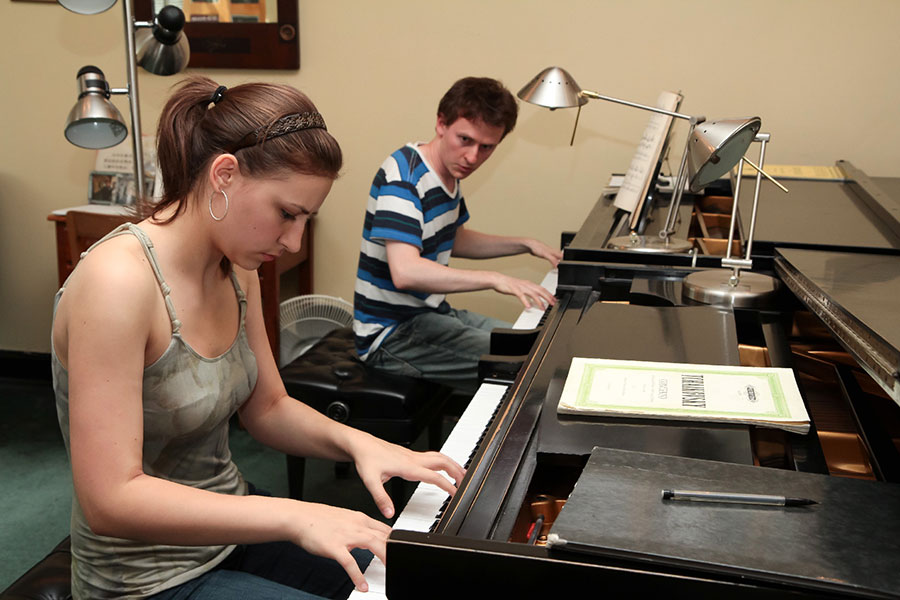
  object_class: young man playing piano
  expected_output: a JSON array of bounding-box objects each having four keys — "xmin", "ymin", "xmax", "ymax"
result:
[{"xmin": 353, "ymin": 76, "xmax": 562, "ymax": 393}]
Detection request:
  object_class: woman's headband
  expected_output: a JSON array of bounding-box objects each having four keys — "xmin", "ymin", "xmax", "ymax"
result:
[{"xmin": 228, "ymin": 112, "xmax": 327, "ymax": 153}]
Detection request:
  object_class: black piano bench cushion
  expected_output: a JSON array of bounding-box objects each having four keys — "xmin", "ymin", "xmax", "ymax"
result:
[
  {"xmin": 279, "ymin": 327, "xmax": 451, "ymax": 443},
  {"xmin": 279, "ymin": 327, "xmax": 453, "ymax": 501},
  {"xmin": 0, "ymin": 537, "xmax": 71, "ymax": 600}
]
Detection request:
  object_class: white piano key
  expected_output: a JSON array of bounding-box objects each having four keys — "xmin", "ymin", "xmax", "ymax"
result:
[
  {"xmin": 347, "ymin": 582, "xmax": 385, "ymax": 599},
  {"xmin": 347, "ymin": 590, "xmax": 384, "ymax": 600},
  {"xmin": 348, "ymin": 558, "xmax": 386, "ymax": 599},
  {"xmin": 512, "ymin": 269, "xmax": 558, "ymax": 329},
  {"xmin": 356, "ymin": 382, "xmax": 509, "ymax": 597},
  {"xmin": 363, "ymin": 558, "xmax": 386, "ymax": 593},
  {"xmin": 392, "ymin": 484, "xmax": 445, "ymax": 528}
]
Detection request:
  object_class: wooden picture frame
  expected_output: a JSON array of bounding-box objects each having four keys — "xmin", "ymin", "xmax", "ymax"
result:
[
  {"xmin": 134, "ymin": 0, "xmax": 299, "ymax": 69},
  {"xmin": 88, "ymin": 171, "xmax": 154, "ymax": 205}
]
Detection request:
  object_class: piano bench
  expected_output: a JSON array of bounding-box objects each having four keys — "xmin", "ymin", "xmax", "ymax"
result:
[
  {"xmin": 279, "ymin": 327, "xmax": 454, "ymax": 501},
  {"xmin": 0, "ymin": 537, "xmax": 71, "ymax": 600}
]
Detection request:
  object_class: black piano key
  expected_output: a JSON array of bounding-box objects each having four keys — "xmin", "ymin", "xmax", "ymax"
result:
[{"xmin": 536, "ymin": 304, "xmax": 552, "ymax": 328}]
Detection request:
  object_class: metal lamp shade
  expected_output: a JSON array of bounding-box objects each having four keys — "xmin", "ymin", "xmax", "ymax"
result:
[
  {"xmin": 687, "ymin": 117, "xmax": 761, "ymax": 192},
  {"xmin": 135, "ymin": 6, "xmax": 190, "ymax": 76},
  {"xmin": 57, "ymin": 0, "xmax": 116, "ymax": 15},
  {"xmin": 64, "ymin": 66, "xmax": 128, "ymax": 149},
  {"xmin": 65, "ymin": 104, "xmax": 128, "ymax": 149},
  {"xmin": 517, "ymin": 66, "xmax": 588, "ymax": 109},
  {"xmin": 135, "ymin": 29, "xmax": 190, "ymax": 75}
]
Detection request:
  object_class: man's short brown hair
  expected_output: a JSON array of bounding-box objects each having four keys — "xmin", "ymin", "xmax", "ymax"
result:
[{"xmin": 437, "ymin": 77, "xmax": 518, "ymax": 138}]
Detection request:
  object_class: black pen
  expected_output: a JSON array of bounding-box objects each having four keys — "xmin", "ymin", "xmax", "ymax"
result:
[{"xmin": 661, "ymin": 489, "xmax": 817, "ymax": 507}]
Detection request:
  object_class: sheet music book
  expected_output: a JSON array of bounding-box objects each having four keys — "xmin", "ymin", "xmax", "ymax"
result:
[
  {"xmin": 558, "ymin": 357, "xmax": 810, "ymax": 434},
  {"xmin": 548, "ymin": 447, "xmax": 900, "ymax": 598},
  {"xmin": 613, "ymin": 91, "xmax": 682, "ymax": 223}
]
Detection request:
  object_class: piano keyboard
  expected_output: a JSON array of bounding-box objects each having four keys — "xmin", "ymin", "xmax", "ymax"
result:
[
  {"xmin": 512, "ymin": 269, "xmax": 558, "ymax": 330},
  {"xmin": 348, "ymin": 383, "xmax": 509, "ymax": 599},
  {"xmin": 348, "ymin": 270, "xmax": 555, "ymax": 598}
]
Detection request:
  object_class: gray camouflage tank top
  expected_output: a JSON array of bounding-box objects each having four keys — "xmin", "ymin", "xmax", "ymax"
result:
[{"xmin": 51, "ymin": 223, "xmax": 259, "ymax": 599}]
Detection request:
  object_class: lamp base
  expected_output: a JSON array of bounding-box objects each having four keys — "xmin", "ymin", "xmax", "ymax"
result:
[
  {"xmin": 683, "ymin": 269, "xmax": 781, "ymax": 308},
  {"xmin": 607, "ymin": 234, "xmax": 692, "ymax": 254}
]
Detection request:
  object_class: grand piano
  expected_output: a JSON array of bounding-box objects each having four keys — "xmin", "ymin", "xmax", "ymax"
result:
[{"xmin": 379, "ymin": 161, "xmax": 900, "ymax": 599}]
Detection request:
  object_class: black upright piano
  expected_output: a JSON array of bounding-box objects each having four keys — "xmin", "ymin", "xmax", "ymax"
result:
[{"xmin": 386, "ymin": 161, "xmax": 900, "ymax": 599}]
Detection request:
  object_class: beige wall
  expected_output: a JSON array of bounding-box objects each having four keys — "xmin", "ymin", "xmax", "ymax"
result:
[{"xmin": 2, "ymin": 0, "xmax": 898, "ymax": 353}]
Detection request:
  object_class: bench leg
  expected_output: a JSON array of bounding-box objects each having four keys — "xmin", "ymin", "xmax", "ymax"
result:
[
  {"xmin": 428, "ymin": 417, "xmax": 444, "ymax": 451},
  {"xmin": 286, "ymin": 455, "xmax": 306, "ymax": 500}
]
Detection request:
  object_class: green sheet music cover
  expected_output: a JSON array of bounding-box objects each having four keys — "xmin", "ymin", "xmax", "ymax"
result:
[{"xmin": 558, "ymin": 358, "xmax": 810, "ymax": 434}]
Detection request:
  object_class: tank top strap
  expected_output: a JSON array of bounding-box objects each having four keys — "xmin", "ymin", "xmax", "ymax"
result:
[
  {"xmin": 76, "ymin": 223, "xmax": 246, "ymax": 336},
  {"xmin": 77, "ymin": 222, "xmax": 133, "ymax": 261},
  {"xmin": 227, "ymin": 270, "xmax": 248, "ymax": 326},
  {"xmin": 120, "ymin": 224, "xmax": 183, "ymax": 334}
]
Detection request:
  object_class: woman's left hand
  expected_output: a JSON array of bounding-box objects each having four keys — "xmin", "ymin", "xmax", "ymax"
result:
[{"xmin": 350, "ymin": 436, "xmax": 465, "ymax": 519}]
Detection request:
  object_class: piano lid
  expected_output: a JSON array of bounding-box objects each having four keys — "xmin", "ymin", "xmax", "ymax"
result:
[
  {"xmin": 547, "ymin": 447, "xmax": 900, "ymax": 598},
  {"xmin": 745, "ymin": 170, "xmax": 900, "ymax": 253},
  {"xmin": 775, "ymin": 248, "xmax": 900, "ymax": 406},
  {"xmin": 564, "ymin": 163, "xmax": 900, "ymax": 260}
]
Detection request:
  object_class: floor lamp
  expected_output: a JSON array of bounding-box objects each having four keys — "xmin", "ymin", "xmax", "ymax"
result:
[{"xmin": 60, "ymin": 0, "xmax": 189, "ymax": 204}]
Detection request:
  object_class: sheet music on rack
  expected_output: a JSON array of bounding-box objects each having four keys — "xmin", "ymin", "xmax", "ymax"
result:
[{"xmin": 613, "ymin": 91, "xmax": 682, "ymax": 225}]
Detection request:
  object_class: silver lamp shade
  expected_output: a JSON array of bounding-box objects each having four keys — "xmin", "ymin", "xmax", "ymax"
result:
[
  {"xmin": 517, "ymin": 66, "xmax": 587, "ymax": 110},
  {"xmin": 135, "ymin": 6, "xmax": 190, "ymax": 76},
  {"xmin": 57, "ymin": 0, "xmax": 116, "ymax": 15},
  {"xmin": 64, "ymin": 66, "xmax": 128, "ymax": 149},
  {"xmin": 687, "ymin": 117, "xmax": 761, "ymax": 192}
]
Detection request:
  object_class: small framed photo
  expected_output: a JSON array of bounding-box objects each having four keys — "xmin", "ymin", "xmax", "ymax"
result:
[{"xmin": 88, "ymin": 171, "xmax": 154, "ymax": 205}]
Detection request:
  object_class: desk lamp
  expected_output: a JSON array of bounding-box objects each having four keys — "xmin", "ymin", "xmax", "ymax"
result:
[
  {"xmin": 60, "ymin": 0, "xmax": 189, "ymax": 203},
  {"xmin": 683, "ymin": 133, "xmax": 790, "ymax": 307},
  {"xmin": 518, "ymin": 66, "xmax": 760, "ymax": 254}
]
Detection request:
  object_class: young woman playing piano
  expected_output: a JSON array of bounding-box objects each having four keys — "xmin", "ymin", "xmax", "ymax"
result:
[{"xmin": 50, "ymin": 77, "xmax": 464, "ymax": 600}]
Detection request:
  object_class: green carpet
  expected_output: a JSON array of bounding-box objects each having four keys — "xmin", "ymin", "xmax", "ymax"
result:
[{"xmin": 0, "ymin": 379, "xmax": 71, "ymax": 590}]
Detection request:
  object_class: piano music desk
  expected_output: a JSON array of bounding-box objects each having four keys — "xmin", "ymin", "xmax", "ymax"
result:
[{"xmin": 48, "ymin": 205, "xmax": 313, "ymax": 364}]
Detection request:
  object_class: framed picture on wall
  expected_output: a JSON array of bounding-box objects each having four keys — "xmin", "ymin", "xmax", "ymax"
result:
[{"xmin": 88, "ymin": 171, "xmax": 154, "ymax": 206}]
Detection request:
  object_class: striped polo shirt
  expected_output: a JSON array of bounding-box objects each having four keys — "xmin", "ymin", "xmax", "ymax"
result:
[{"xmin": 353, "ymin": 144, "xmax": 469, "ymax": 359}]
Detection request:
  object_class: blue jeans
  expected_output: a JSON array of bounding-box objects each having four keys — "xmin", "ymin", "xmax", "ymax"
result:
[
  {"xmin": 148, "ymin": 543, "xmax": 372, "ymax": 600},
  {"xmin": 367, "ymin": 308, "xmax": 510, "ymax": 394},
  {"xmin": 148, "ymin": 485, "xmax": 373, "ymax": 600}
]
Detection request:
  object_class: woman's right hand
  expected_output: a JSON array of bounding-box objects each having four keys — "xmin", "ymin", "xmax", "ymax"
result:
[{"xmin": 286, "ymin": 500, "xmax": 392, "ymax": 593}]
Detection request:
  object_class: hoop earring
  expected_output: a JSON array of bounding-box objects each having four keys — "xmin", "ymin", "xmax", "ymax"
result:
[{"xmin": 209, "ymin": 189, "xmax": 229, "ymax": 221}]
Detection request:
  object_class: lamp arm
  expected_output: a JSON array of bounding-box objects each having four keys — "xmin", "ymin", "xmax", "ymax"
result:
[
  {"xmin": 724, "ymin": 158, "xmax": 745, "ymax": 261},
  {"xmin": 580, "ymin": 89, "xmax": 694, "ymax": 121},
  {"xmin": 123, "ymin": 0, "xmax": 144, "ymax": 203},
  {"xmin": 741, "ymin": 134, "xmax": 769, "ymax": 264},
  {"xmin": 721, "ymin": 133, "xmax": 781, "ymax": 282},
  {"xmin": 658, "ymin": 117, "xmax": 705, "ymax": 238},
  {"xmin": 741, "ymin": 155, "xmax": 789, "ymax": 194}
]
